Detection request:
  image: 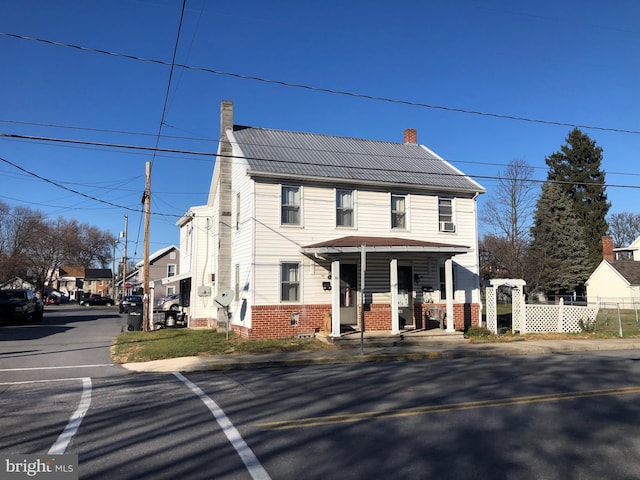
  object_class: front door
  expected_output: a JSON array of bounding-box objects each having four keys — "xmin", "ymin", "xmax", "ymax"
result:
[
  {"xmin": 398, "ymin": 266, "xmax": 413, "ymax": 328},
  {"xmin": 340, "ymin": 264, "xmax": 358, "ymax": 327}
]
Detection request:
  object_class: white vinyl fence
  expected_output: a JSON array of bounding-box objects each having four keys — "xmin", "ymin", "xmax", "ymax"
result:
[
  {"xmin": 487, "ymin": 285, "xmax": 599, "ymax": 334},
  {"xmin": 522, "ymin": 299, "xmax": 599, "ymax": 334}
]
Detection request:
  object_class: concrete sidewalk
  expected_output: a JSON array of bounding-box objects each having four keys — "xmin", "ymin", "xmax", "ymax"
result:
[{"xmin": 121, "ymin": 338, "xmax": 640, "ymax": 373}]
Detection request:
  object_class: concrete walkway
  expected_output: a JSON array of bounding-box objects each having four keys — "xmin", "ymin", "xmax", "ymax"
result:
[{"xmin": 121, "ymin": 338, "xmax": 640, "ymax": 373}]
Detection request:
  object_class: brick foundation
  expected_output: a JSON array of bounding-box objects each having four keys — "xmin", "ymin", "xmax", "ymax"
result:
[
  {"xmin": 418, "ymin": 303, "xmax": 481, "ymax": 330},
  {"xmin": 235, "ymin": 302, "xmax": 481, "ymax": 339},
  {"xmin": 248, "ymin": 304, "xmax": 331, "ymax": 339}
]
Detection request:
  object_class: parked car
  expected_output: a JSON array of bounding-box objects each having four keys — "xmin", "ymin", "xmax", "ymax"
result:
[
  {"xmin": 45, "ymin": 295, "xmax": 60, "ymax": 305},
  {"xmin": 0, "ymin": 289, "xmax": 44, "ymax": 323},
  {"xmin": 158, "ymin": 293, "xmax": 180, "ymax": 311},
  {"xmin": 119, "ymin": 295, "xmax": 143, "ymax": 314},
  {"xmin": 81, "ymin": 295, "xmax": 114, "ymax": 307}
]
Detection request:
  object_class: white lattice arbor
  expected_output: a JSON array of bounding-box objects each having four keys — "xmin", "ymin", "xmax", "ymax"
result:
[
  {"xmin": 486, "ymin": 279, "xmax": 600, "ymax": 334},
  {"xmin": 485, "ymin": 279, "xmax": 526, "ymax": 334}
]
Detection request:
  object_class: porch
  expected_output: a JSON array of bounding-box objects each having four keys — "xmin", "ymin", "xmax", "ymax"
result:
[{"xmin": 301, "ymin": 235, "xmax": 474, "ymax": 338}]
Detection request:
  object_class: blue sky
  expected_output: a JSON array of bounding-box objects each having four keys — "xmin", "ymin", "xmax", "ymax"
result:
[{"xmin": 1, "ymin": 0, "xmax": 639, "ymax": 264}]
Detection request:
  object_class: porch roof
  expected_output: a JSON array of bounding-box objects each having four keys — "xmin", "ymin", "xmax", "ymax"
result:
[{"xmin": 301, "ymin": 235, "xmax": 469, "ymax": 255}]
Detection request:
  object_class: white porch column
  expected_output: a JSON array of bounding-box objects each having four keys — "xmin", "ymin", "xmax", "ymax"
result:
[
  {"xmin": 330, "ymin": 259, "xmax": 341, "ymax": 337},
  {"xmin": 390, "ymin": 257, "xmax": 400, "ymax": 334},
  {"xmin": 445, "ymin": 257, "xmax": 455, "ymax": 332}
]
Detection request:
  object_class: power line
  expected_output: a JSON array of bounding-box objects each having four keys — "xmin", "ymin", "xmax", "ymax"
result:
[
  {"xmin": 0, "ymin": 155, "xmax": 182, "ymax": 218},
  {"xmin": 0, "ymin": 132, "xmax": 215, "ymax": 156},
  {"xmin": 0, "ymin": 118, "xmax": 215, "ymax": 143},
  {"xmin": 151, "ymin": 0, "xmax": 186, "ymax": 170},
  {"xmin": 2, "ymin": 31, "xmax": 640, "ymax": 135}
]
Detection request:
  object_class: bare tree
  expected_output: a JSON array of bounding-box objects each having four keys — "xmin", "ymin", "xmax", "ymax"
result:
[
  {"xmin": 607, "ymin": 212, "xmax": 640, "ymax": 248},
  {"xmin": 480, "ymin": 159, "xmax": 537, "ymax": 279},
  {"xmin": 0, "ymin": 205, "xmax": 116, "ymax": 292}
]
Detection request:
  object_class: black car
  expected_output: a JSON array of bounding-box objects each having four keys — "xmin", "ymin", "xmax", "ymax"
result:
[
  {"xmin": 0, "ymin": 289, "xmax": 44, "ymax": 323},
  {"xmin": 119, "ymin": 295, "xmax": 143, "ymax": 313},
  {"xmin": 81, "ymin": 295, "xmax": 114, "ymax": 307}
]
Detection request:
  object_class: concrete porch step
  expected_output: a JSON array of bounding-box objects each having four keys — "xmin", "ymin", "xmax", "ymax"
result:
[{"xmin": 316, "ymin": 329, "xmax": 469, "ymax": 348}]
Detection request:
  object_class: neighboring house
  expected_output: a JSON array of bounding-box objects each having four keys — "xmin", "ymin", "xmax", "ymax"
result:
[
  {"xmin": 586, "ymin": 236, "xmax": 640, "ymax": 307},
  {"xmin": 134, "ymin": 245, "xmax": 180, "ymax": 307},
  {"xmin": 84, "ymin": 268, "xmax": 113, "ymax": 298},
  {"xmin": 613, "ymin": 235, "xmax": 640, "ymax": 261},
  {"xmin": 0, "ymin": 277, "xmax": 36, "ymax": 291},
  {"xmin": 120, "ymin": 270, "xmax": 141, "ymax": 297},
  {"xmin": 57, "ymin": 266, "xmax": 85, "ymax": 301},
  {"xmin": 178, "ymin": 100, "xmax": 486, "ymax": 339}
]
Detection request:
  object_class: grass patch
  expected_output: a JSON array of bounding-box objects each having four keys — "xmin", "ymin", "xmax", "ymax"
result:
[{"xmin": 111, "ymin": 329, "xmax": 337, "ymax": 363}]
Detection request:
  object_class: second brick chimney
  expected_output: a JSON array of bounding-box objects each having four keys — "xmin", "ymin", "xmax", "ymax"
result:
[
  {"xmin": 404, "ymin": 128, "xmax": 417, "ymax": 144},
  {"xmin": 602, "ymin": 236, "xmax": 614, "ymax": 262}
]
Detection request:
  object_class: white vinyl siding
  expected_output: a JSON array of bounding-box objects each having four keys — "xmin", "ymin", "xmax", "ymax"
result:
[
  {"xmin": 251, "ymin": 183, "xmax": 481, "ymax": 307},
  {"xmin": 229, "ymin": 157, "xmax": 255, "ymax": 323}
]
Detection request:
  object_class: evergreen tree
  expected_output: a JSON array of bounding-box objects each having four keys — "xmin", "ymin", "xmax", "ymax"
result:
[
  {"xmin": 545, "ymin": 128, "xmax": 610, "ymax": 271},
  {"xmin": 529, "ymin": 182, "xmax": 592, "ymax": 295}
]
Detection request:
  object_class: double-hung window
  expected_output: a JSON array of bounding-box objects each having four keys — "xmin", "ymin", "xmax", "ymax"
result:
[
  {"xmin": 281, "ymin": 263, "xmax": 300, "ymax": 302},
  {"xmin": 281, "ymin": 186, "xmax": 301, "ymax": 225},
  {"xmin": 438, "ymin": 197, "xmax": 455, "ymax": 232},
  {"xmin": 391, "ymin": 194, "xmax": 406, "ymax": 229},
  {"xmin": 167, "ymin": 264, "xmax": 176, "ymax": 277},
  {"xmin": 336, "ymin": 189, "xmax": 354, "ymax": 227}
]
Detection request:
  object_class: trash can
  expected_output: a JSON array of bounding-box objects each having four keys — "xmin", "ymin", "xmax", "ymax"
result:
[
  {"xmin": 126, "ymin": 304, "xmax": 143, "ymax": 331},
  {"xmin": 162, "ymin": 311, "xmax": 174, "ymax": 328}
]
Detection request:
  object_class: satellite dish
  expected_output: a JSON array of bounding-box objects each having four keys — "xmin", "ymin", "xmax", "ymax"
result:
[{"xmin": 214, "ymin": 289, "xmax": 235, "ymax": 308}]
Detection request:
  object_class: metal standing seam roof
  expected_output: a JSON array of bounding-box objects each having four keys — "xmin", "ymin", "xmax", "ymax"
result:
[{"xmin": 228, "ymin": 126, "xmax": 485, "ymax": 194}]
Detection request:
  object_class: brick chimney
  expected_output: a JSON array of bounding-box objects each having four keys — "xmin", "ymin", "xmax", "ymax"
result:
[
  {"xmin": 602, "ymin": 236, "xmax": 614, "ymax": 262},
  {"xmin": 404, "ymin": 128, "xmax": 417, "ymax": 144}
]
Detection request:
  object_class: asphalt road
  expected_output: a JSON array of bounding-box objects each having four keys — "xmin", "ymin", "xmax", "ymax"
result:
[{"xmin": 3, "ymin": 306, "xmax": 640, "ymax": 479}]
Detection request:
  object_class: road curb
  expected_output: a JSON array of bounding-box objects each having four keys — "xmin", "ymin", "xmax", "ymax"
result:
[{"xmin": 118, "ymin": 339, "xmax": 640, "ymax": 373}]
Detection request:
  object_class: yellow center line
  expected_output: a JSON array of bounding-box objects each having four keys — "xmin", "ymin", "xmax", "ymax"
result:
[{"xmin": 256, "ymin": 386, "xmax": 640, "ymax": 431}]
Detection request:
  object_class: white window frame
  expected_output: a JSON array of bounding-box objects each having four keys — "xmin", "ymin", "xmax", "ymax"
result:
[
  {"xmin": 236, "ymin": 192, "xmax": 241, "ymax": 230},
  {"xmin": 280, "ymin": 262, "xmax": 300, "ymax": 302},
  {"xmin": 391, "ymin": 193, "xmax": 407, "ymax": 230},
  {"xmin": 336, "ymin": 188, "xmax": 355, "ymax": 228},
  {"xmin": 281, "ymin": 185, "xmax": 302, "ymax": 226},
  {"xmin": 438, "ymin": 197, "xmax": 456, "ymax": 232},
  {"xmin": 167, "ymin": 264, "xmax": 176, "ymax": 277}
]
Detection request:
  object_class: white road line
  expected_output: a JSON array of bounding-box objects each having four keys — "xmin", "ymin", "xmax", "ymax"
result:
[
  {"xmin": 0, "ymin": 364, "xmax": 114, "ymax": 372},
  {"xmin": 48, "ymin": 377, "xmax": 92, "ymax": 455},
  {"xmin": 0, "ymin": 378, "xmax": 86, "ymax": 386},
  {"xmin": 174, "ymin": 372, "xmax": 272, "ymax": 480}
]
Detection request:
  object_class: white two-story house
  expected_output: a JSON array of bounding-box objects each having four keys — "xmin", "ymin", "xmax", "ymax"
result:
[{"xmin": 177, "ymin": 100, "xmax": 485, "ymax": 339}]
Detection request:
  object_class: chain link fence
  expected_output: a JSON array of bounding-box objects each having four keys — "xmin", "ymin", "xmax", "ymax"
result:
[{"xmin": 592, "ymin": 302, "xmax": 640, "ymax": 337}]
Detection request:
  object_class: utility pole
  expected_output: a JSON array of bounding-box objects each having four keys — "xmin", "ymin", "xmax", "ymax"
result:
[
  {"xmin": 122, "ymin": 214, "xmax": 128, "ymax": 297},
  {"xmin": 143, "ymin": 161, "xmax": 151, "ymax": 331},
  {"xmin": 111, "ymin": 239, "xmax": 118, "ymax": 300}
]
